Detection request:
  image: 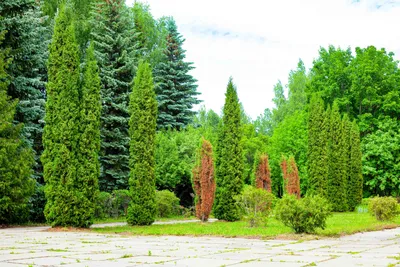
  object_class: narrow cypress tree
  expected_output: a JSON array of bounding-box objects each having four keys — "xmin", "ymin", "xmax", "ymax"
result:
[
  {"xmin": 328, "ymin": 102, "xmax": 348, "ymax": 211},
  {"xmin": 348, "ymin": 120, "xmax": 363, "ymax": 210},
  {"xmin": 0, "ymin": 32, "xmax": 35, "ymax": 224},
  {"xmin": 127, "ymin": 61, "xmax": 157, "ymax": 226},
  {"xmin": 42, "ymin": 6, "xmax": 91, "ymax": 227},
  {"xmin": 154, "ymin": 18, "xmax": 201, "ymax": 130},
  {"xmin": 76, "ymin": 43, "xmax": 102, "ymax": 226},
  {"xmin": 342, "ymin": 114, "xmax": 351, "ymax": 210},
  {"xmin": 281, "ymin": 156, "xmax": 301, "ymax": 199},
  {"xmin": 90, "ymin": 0, "xmax": 137, "ymax": 191},
  {"xmin": 254, "ymin": 153, "xmax": 272, "ymax": 192},
  {"xmin": 214, "ymin": 78, "xmax": 244, "ymax": 221},
  {"xmin": 193, "ymin": 138, "xmax": 216, "ymax": 222},
  {"xmin": 307, "ymin": 95, "xmax": 329, "ymax": 197}
]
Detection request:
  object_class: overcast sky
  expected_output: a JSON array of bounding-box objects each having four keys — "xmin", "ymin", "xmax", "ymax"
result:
[{"xmin": 126, "ymin": 0, "xmax": 400, "ymax": 119}]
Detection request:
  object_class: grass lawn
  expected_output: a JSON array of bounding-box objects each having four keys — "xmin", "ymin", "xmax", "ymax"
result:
[
  {"xmin": 92, "ymin": 212, "xmax": 400, "ymax": 239},
  {"xmin": 93, "ymin": 216, "xmax": 198, "ymax": 224}
]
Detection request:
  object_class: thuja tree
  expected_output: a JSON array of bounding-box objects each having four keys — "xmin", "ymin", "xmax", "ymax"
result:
[
  {"xmin": 307, "ymin": 95, "xmax": 329, "ymax": 197},
  {"xmin": 90, "ymin": 0, "xmax": 137, "ymax": 191},
  {"xmin": 254, "ymin": 153, "xmax": 272, "ymax": 192},
  {"xmin": 193, "ymin": 138, "xmax": 216, "ymax": 222},
  {"xmin": 281, "ymin": 156, "xmax": 301, "ymax": 199},
  {"xmin": 42, "ymin": 6, "xmax": 94, "ymax": 227},
  {"xmin": 0, "ymin": 33, "xmax": 35, "ymax": 224},
  {"xmin": 127, "ymin": 61, "xmax": 157, "ymax": 226},
  {"xmin": 214, "ymin": 78, "xmax": 244, "ymax": 221},
  {"xmin": 328, "ymin": 102, "xmax": 348, "ymax": 212},
  {"xmin": 348, "ymin": 120, "xmax": 363, "ymax": 210}
]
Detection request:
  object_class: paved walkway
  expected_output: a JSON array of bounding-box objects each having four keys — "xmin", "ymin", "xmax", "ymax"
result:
[{"xmin": 1, "ymin": 225, "xmax": 400, "ymax": 267}]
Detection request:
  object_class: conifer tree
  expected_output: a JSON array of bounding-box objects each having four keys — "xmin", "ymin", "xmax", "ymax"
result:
[
  {"xmin": 254, "ymin": 153, "xmax": 272, "ymax": 192},
  {"xmin": 0, "ymin": 32, "xmax": 35, "ymax": 224},
  {"xmin": 42, "ymin": 6, "xmax": 93, "ymax": 227},
  {"xmin": 154, "ymin": 18, "xmax": 201, "ymax": 130},
  {"xmin": 127, "ymin": 61, "xmax": 157, "ymax": 226},
  {"xmin": 90, "ymin": 0, "xmax": 137, "ymax": 191},
  {"xmin": 281, "ymin": 156, "xmax": 301, "ymax": 199},
  {"xmin": 0, "ymin": 0, "xmax": 50, "ymax": 183},
  {"xmin": 214, "ymin": 78, "xmax": 244, "ymax": 221},
  {"xmin": 328, "ymin": 102, "xmax": 348, "ymax": 211},
  {"xmin": 193, "ymin": 138, "xmax": 216, "ymax": 222},
  {"xmin": 348, "ymin": 120, "xmax": 363, "ymax": 210},
  {"xmin": 307, "ymin": 95, "xmax": 329, "ymax": 197}
]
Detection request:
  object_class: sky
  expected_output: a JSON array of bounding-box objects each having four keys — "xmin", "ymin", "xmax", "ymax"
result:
[{"xmin": 126, "ymin": 0, "xmax": 400, "ymax": 119}]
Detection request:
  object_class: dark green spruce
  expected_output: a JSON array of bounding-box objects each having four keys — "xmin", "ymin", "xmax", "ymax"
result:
[
  {"xmin": 127, "ymin": 61, "xmax": 158, "ymax": 226},
  {"xmin": 214, "ymin": 78, "xmax": 244, "ymax": 221},
  {"xmin": 154, "ymin": 18, "xmax": 201, "ymax": 130}
]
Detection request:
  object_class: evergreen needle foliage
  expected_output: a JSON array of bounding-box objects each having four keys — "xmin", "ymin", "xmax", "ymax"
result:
[
  {"xmin": 254, "ymin": 153, "xmax": 272, "ymax": 192},
  {"xmin": 348, "ymin": 120, "xmax": 363, "ymax": 210},
  {"xmin": 127, "ymin": 61, "xmax": 158, "ymax": 226},
  {"xmin": 214, "ymin": 78, "xmax": 244, "ymax": 222}
]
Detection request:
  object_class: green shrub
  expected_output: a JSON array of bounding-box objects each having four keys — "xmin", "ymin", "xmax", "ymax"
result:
[
  {"xmin": 155, "ymin": 190, "xmax": 180, "ymax": 218},
  {"xmin": 235, "ymin": 186, "xmax": 275, "ymax": 227},
  {"xmin": 368, "ymin": 196, "xmax": 400, "ymax": 221},
  {"xmin": 112, "ymin": 190, "xmax": 130, "ymax": 217},
  {"xmin": 95, "ymin": 192, "xmax": 113, "ymax": 219},
  {"xmin": 28, "ymin": 183, "xmax": 46, "ymax": 223},
  {"xmin": 275, "ymin": 194, "xmax": 331, "ymax": 233}
]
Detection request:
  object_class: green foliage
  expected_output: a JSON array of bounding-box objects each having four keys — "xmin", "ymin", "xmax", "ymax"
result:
[
  {"xmin": 235, "ymin": 186, "xmax": 275, "ymax": 227},
  {"xmin": 28, "ymin": 182, "xmax": 46, "ymax": 223},
  {"xmin": 127, "ymin": 61, "xmax": 157, "ymax": 226},
  {"xmin": 155, "ymin": 190, "xmax": 181, "ymax": 218},
  {"xmin": 214, "ymin": 78, "xmax": 244, "ymax": 221},
  {"xmin": 0, "ymin": 34, "xmax": 35, "ymax": 224},
  {"xmin": 94, "ymin": 190, "xmax": 130, "ymax": 219},
  {"xmin": 327, "ymin": 102, "xmax": 348, "ymax": 212},
  {"xmin": 348, "ymin": 120, "xmax": 363, "ymax": 210},
  {"xmin": 42, "ymin": 6, "xmax": 96, "ymax": 228},
  {"xmin": 362, "ymin": 117, "xmax": 400, "ymax": 197},
  {"xmin": 0, "ymin": 0, "xmax": 50, "ymax": 183},
  {"xmin": 90, "ymin": 0, "xmax": 137, "ymax": 191},
  {"xmin": 275, "ymin": 194, "xmax": 332, "ymax": 234},
  {"xmin": 95, "ymin": 191, "xmax": 113, "ymax": 219},
  {"xmin": 154, "ymin": 18, "xmax": 200, "ymax": 130},
  {"xmin": 307, "ymin": 95, "xmax": 329, "ymax": 198},
  {"xmin": 368, "ymin": 197, "xmax": 400, "ymax": 221}
]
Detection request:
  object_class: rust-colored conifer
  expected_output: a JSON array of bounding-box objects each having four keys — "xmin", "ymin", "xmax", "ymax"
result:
[
  {"xmin": 193, "ymin": 138, "xmax": 216, "ymax": 222},
  {"xmin": 255, "ymin": 154, "xmax": 272, "ymax": 192},
  {"xmin": 280, "ymin": 156, "xmax": 301, "ymax": 199}
]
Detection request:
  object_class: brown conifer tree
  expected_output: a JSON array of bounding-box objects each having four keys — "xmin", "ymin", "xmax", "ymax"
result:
[
  {"xmin": 281, "ymin": 156, "xmax": 301, "ymax": 199},
  {"xmin": 255, "ymin": 154, "xmax": 272, "ymax": 192}
]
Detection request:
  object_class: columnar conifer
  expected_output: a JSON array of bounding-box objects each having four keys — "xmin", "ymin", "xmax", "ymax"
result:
[
  {"xmin": 127, "ymin": 61, "xmax": 157, "ymax": 226},
  {"xmin": 281, "ymin": 156, "xmax": 301, "ymax": 199},
  {"xmin": 214, "ymin": 78, "xmax": 244, "ymax": 221},
  {"xmin": 254, "ymin": 153, "xmax": 272, "ymax": 192},
  {"xmin": 193, "ymin": 138, "xmax": 216, "ymax": 222},
  {"xmin": 348, "ymin": 120, "xmax": 363, "ymax": 210}
]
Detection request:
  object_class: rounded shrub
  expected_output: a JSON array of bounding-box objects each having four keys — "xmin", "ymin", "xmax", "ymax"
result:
[
  {"xmin": 95, "ymin": 191, "xmax": 113, "ymax": 219},
  {"xmin": 275, "ymin": 194, "xmax": 331, "ymax": 233},
  {"xmin": 368, "ymin": 196, "xmax": 400, "ymax": 221},
  {"xmin": 112, "ymin": 190, "xmax": 130, "ymax": 217},
  {"xmin": 156, "ymin": 190, "xmax": 180, "ymax": 218}
]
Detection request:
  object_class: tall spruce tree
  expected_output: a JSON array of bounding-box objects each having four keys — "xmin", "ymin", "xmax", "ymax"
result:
[
  {"xmin": 42, "ymin": 6, "xmax": 92, "ymax": 227},
  {"xmin": 348, "ymin": 120, "xmax": 363, "ymax": 210},
  {"xmin": 307, "ymin": 95, "xmax": 329, "ymax": 197},
  {"xmin": 0, "ymin": 0, "xmax": 50, "ymax": 183},
  {"xmin": 0, "ymin": 32, "xmax": 35, "ymax": 224},
  {"xmin": 154, "ymin": 18, "xmax": 201, "ymax": 130},
  {"xmin": 328, "ymin": 102, "xmax": 348, "ymax": 211},
  {"xmin": 127, "ymin": 61, "xmax": 157, "ymax": 226},
  {"xmin": 90, "ymin": 0, "xmax": 137, "ymax": 191},
  {"xmin": 214, "ymin": 78, "xmax": 244, "ymax": 221}
]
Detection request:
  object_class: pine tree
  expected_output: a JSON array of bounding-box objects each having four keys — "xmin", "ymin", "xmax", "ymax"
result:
[
  {"xmin": 90, "ymin": 0, "xmax": 137, "ymax": 191},
  {"xmin": 348, "ymin": 120, "xmax": 363, "ymax": 210},
  {"xmin": 127, "ymin": 61, "xmax": 157, "ymax": 226},
  {"xmin": 254, "ymin": 153, "xmax": 272, "ymax": 192},
  {"xmin": 0, "ymin": 0, "xmax": 50, "ymax": 183},
  {"xmin": 154, "ymin": 18, "xmax": 201, "ymax": 130},
  {"xmin": 328, "ymin": 102, "xmax": 348, "ymax": 211},
  {"xmin": 77, "ymin": 43, "xmax": 102, "ymax": 225},
  {"xmin": 307, "ymin": 95, "xmax": 329, "ymax": 197},
  {"xmin": 0, "ymin": 32, "xmax": 35, "ymax": 224},
  {"xmin": 193, "ymin": 138, "xmax": 216, "ymax": 222},
  {"xmin": 214, "ymin": 78, "xmax": 244, "ymax": 221},
  {"xmin": 42, "ymin": 5, "xmax": 92, "ymax": 227}
]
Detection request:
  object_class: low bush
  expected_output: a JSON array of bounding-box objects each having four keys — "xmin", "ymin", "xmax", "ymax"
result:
[
  {"xmin": 113, "ymin": 190, "xmax": 130, "ymax": 217},
  {"xmin": 274, "ymin": 194, "xmax": 331, "ymax": 233},
  {"xmin": 368, "ymin": 196, "xmax": 400, "ymax": 221},
  {"xmin": 28, "ymin": 183, "xmax": 46, "ymax": 223},
  {"xmin": 155, "ymin": 190, "xmax": 181, "ymax": 218},
  {"xmin": 95, "ymin": 191, "xmax": 113, "ymax": 219},
  {"xmin": 235, "ymin": 185, "xmax": 275, "ymax": 227}
]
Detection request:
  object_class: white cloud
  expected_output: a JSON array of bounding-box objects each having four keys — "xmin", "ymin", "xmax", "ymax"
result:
[{"xmin": 127, "ymin": 0, "xmax": 400, "ymax": 119}]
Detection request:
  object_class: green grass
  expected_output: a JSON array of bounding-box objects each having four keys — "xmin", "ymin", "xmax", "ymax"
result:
[
  {"xmin": 92, "ymin": 212, "xmax": 400, "ymax": 239},
  {"xmin": 93, "ymin": 216, "xmax": 197, "ymax": 224}
]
